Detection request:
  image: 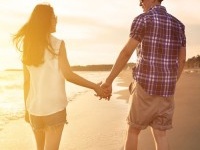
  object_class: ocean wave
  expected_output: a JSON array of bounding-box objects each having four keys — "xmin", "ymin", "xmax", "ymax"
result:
[{"xmin": 0, "ymin": 110, "xmax": 24, "ymax": 131}]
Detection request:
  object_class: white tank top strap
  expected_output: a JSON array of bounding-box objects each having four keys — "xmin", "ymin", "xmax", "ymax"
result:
[{"xmin": 50, "ymin": 35, "xmax": 62, "ymax": 54}]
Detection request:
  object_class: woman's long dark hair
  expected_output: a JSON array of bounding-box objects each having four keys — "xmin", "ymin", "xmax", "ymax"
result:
[{"xmin": 13, "ymin": 4, "xmax": 54, "ymax": 66}]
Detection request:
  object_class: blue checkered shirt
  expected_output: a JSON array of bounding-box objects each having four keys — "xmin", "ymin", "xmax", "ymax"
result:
[{"xmin": 130, "ymin": 5, "xmax": 186, "ymax": 97}]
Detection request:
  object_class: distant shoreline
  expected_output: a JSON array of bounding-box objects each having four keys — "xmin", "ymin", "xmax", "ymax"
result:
[{"xmin": 4, "ymin": 63, "xmax": 135, "ymax": 72}]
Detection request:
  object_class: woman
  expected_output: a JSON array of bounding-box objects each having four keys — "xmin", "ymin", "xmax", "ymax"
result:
[{"xmin": 13, "ymin": 3, "xmax": 107, "ymax": 150}]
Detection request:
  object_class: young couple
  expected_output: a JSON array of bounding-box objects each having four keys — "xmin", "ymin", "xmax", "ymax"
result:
[{"xmin": 13, "ymin": 0, "xmax": 186, "ymax": 150}]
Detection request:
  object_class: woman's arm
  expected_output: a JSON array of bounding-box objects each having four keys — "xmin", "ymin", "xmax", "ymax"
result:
[
  {"xmin": 23, "ymin": 65, "xmax": 30, "ymax": 122},
  {"xmin": 58, "ymin": 41, "xmax": 107, "ymax": 97}
]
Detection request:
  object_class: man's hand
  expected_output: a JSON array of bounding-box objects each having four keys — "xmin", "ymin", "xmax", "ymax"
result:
[{"xmin": 100, "ymin": 82, "xmax": 112, "ymax": 100}]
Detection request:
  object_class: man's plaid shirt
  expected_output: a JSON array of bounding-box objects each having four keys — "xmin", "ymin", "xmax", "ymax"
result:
[{"xmin": 130, "ymin": 5, "xmax": 186, "ymax": 97}]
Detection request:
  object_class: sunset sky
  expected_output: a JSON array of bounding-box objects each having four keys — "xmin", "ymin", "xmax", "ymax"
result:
[{"xmin": 0, "ymin": 0, "xmax": 199, "ymax": 70}]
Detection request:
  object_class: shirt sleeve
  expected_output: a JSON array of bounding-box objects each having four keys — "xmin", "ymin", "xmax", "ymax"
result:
[{"xmin": 129, "ymin": 15, "xmax": 145, "ymax": 42}]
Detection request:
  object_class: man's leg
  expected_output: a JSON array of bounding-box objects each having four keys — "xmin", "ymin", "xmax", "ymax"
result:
[
  {"xmin": 151, "ymin": 128, "xmax": 170, "ymax": 150},
  {"xmin": 124, "ymin": 126, "xmax": 141, "ymax": 150}
]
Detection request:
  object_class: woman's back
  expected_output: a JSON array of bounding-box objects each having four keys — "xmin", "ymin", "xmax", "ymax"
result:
[{"xmin": 26, "ymin": 35, "xmax": 68, "ymax": 116}]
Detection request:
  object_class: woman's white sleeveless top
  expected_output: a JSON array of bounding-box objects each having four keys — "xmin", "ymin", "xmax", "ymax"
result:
[{"xmin": 26, "ymin": 35, "xmax": 68, "ymax": 116}]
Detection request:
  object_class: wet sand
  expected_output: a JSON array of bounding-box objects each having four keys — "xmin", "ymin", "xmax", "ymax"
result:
[{"xmin": 116, "ymin": 69, "xmax": 200, "ymax": 150}]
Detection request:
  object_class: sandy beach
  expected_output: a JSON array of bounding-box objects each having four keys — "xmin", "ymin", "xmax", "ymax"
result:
[{"xmin": 0, "ymin": 69, "xmax": 200, "ymax": 150}]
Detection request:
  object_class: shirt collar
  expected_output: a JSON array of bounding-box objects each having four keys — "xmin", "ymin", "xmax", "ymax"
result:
[{"xmin": 149, "ymin": 5, "xmax": 167, "ymax": 13}]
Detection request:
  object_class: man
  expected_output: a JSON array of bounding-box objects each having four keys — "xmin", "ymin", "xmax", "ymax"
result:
[{"xmin": 102, "ymin": 0, "xmax": 186, "ymax": 150}]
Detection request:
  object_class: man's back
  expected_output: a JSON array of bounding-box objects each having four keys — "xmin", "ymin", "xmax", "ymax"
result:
[{"xmin": 130, "ymin": 5, "xmax": 186, "ymax": 96}]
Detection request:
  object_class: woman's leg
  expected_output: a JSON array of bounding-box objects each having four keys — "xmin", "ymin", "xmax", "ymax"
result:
[
  {"xmin": 32, "ymin": 129, "xmax": 45, "ymax": 150},
  {"xmin": 44, "ymin": 123, "xmax": 65, "ymax": 150},
  {"xmin": 30, "ymin": 114, "xmax": 45, "ymax": 150}
]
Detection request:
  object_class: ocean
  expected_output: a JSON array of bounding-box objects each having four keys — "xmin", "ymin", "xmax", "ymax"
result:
[{"xmin": 0, "ymin": 70, "xmax": 125, "ymax": 131}]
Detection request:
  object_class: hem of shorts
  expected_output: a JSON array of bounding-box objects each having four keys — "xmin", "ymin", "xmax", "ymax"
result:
[
  {"xmin": 128, "ymin": 121, "xmax": 148, "ymax": 130},
  {"xmin": 128, "ymin": 121, "xmax": 173, "ymax": 131},
  {"xmin": 32, "ymin": 120, "xmax": 67, "ymax": 131},
  {"xmin": 150, "ymin": 124, "xmax": 173, "ymax": 131}
]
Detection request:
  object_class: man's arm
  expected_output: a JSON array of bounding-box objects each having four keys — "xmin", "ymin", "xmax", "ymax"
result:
[
  {"xmin": 177, "ymin": 46, "xmax": 186, "ymax": 81},
  {"xmin": 101, "ymin": 38, "xmax": 139, "ymax": 100},
  {"xmin": 105, "ymin": 38, "xmax": 139, "ymax": 85}
]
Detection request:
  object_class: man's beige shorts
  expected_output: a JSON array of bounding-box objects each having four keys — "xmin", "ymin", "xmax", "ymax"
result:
[{"xmin": 127, "ymin": 82, "xmax": 174, "ymax": 131}]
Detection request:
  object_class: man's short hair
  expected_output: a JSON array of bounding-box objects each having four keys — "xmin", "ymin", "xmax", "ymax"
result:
[{"xmin": 158, "ymin": 0, "xmax": 163, "ymax": 2}]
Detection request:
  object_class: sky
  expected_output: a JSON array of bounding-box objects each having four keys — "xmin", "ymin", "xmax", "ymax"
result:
[{"xmin": 0, "ymin": 0, "xmax": 200, "ymax": 70}]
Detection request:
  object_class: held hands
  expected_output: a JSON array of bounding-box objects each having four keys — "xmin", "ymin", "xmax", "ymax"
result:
[
  {"xmin": 94, "ymin": 81, "xmax": 112, "ymax": 100},
  {"xmin": 101, "ymin": 82, "xmax": 112, "ymax": 100}
]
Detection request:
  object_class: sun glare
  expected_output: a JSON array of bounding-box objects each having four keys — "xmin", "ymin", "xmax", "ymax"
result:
[{"xmin": 0, "ymin": 0, "xmax": 200, "ymax": 70}]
